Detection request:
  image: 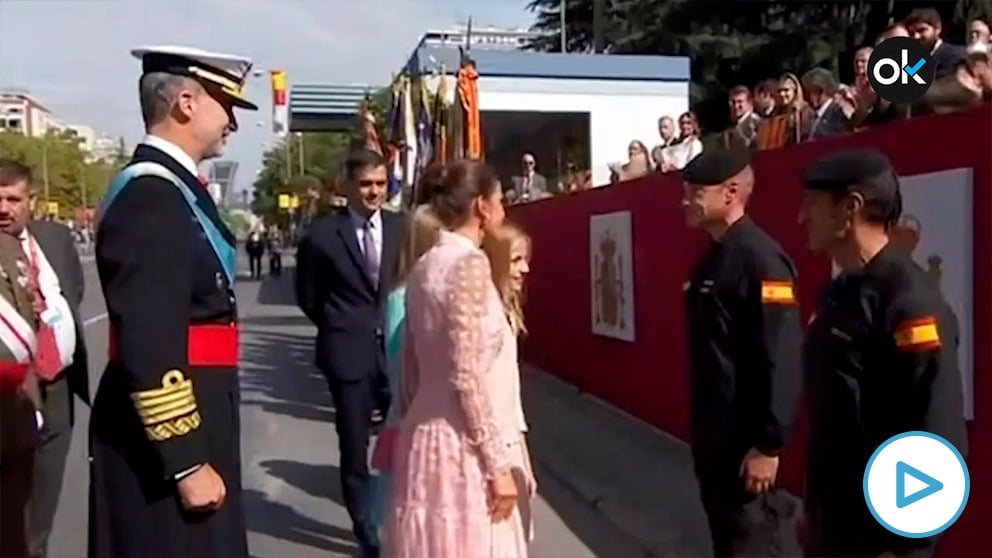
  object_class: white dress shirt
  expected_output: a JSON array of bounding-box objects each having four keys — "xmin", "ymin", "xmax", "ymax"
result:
[
  {"xmin": 350, "ymin": 208, "xmax": 383, "ymax": 259},
  {"xmin": 20, "ymin": 230, "xmax": 76, "ymax": 370},
  {"xmin": 142, "ymin": 134, "xmax": 200, "ymax": 176}
]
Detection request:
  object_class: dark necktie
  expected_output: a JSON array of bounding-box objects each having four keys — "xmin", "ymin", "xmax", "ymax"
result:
[{"xmin": 363, "ymin": 219, "xmax": 379, "ymax": 287}]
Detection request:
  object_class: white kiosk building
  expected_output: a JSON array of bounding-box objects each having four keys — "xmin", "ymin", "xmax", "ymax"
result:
[{"xmin": 289, "ymin": 34, "xmax": 690, "ymax": 187}]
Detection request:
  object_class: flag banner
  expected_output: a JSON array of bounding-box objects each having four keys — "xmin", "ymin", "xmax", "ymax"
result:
[
  {"xmin": 270, "ymin": 70, "xmax": 288, "ymax": 138},
  {"xmin": 401, "ymin": 77, "xmax": 417, "ymax": 201},
  {"xmin": 433, "ymin": 73, "xmax": 449, "ymax": 165},
  {"xmin": 361, "ymin": 104, "xmax": 382, "ymax": 155}
]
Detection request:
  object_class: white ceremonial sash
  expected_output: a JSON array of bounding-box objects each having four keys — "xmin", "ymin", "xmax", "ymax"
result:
[
  {"xmin": 0, "ymin": 294, "xmax": 36, "ymax": 363},
  {"xmin": 26, "ymin": 234, "xmax": 76, "ymax": 369}
]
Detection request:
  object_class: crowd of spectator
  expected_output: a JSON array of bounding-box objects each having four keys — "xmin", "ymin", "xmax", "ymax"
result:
[{"xmin": 605, "ymin": 8, "xmax": 992, "ymax": 186}]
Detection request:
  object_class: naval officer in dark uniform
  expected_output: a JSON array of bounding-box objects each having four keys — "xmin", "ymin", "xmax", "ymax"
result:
[
  {"xmin": 799, "ymin": 149, "xmax": 967, "ymax": 557},
  {"xmin": 681, "ymin": 149, "xmax": 803, "ymax": 557},
  {"xmin": 90, "ymin": 46, "xmax": 257, "ymax": 558}
]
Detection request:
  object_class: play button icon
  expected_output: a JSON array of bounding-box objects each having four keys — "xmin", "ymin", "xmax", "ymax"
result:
[
  {"xmin": 896, "ymin": 461, "xmax": 943, "ymax": 508},
  {"xmin": 864, "ymin": 432, "xmax": 970, "ymax": 538}
]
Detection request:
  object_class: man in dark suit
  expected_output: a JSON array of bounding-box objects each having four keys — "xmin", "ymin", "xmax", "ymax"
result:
[
  {"xmin": 90, "ymin": 45, "xmax": 255, "ymax": 558},
  {"xmin": 295, "ymin": 148, "xmax": 401, "ymax": 558},
  {"xmin": 802, "ymin": 68, "xmax": 851, "ymax": 141},
  {"xmin": 905, "ymin": 8, "xmax": 967, "ymax": 79},
  {"xmin": 723, "ymin": 85, "xmax": 764, "ymax": 150},
  {"xmin": 0, "ymin": 158, "xmax": 87, "ymax": 558}
]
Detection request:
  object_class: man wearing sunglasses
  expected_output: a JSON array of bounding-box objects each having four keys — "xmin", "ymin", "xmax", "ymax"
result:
[
  {"xmin": 90, "ymin": 46, "xmax": 257, "ymax": 558},
  {"xmin": 296, "ymin": 148, "xmax": 402, "ymax": 558}
]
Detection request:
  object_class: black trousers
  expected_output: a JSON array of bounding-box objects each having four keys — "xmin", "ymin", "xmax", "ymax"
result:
[
  {"xmin": 88, "ymin": 367, "xmax": 247, "ymax": 558},
  {"xmin": 328, "ymin": 375, "xmax": 380, "ymax": 552},
  {"xmin": 29, "ymin": 378, "xmax": 73, "ymax": 558},
  {"xmin": 695, "ymin": 458, "xmax": 802, "ymax": 557},
  {"xmin": 248, "ymin": 255, "xmax": 263, "ymax": 279},
  {"xmin": 268, "ymin": 254, "xmax": 282, "ymax": 277}
]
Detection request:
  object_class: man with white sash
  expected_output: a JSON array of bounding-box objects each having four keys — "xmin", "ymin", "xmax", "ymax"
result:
[
  {"xmin": 0, "ymin": 229, "xmax": 40, "ymax": 558},
  {"xmin": 89, "ymin": 46, "xmax": 256, "ymax": 558},
  {"xmin": 0, "ymin": 157, "xmax": 86, "ymax": 558}
]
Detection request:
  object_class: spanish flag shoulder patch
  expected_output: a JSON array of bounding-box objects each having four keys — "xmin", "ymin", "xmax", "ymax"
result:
[
  {"xmin": 894, "ymin": 316, "xmax": 941, "ymax": 351},
  {"xmin": 760, "ymin": 280, "xmax": 796, "ymax": 305}
]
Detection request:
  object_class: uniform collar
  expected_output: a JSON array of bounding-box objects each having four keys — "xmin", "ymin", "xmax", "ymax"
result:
[
  {"xmin": 142, "ymin": 134, "xmax": 199, "ymax": 176},
  {"xmin": 862, "ymin": 240, "xmax": 900, "ymax": 275},
  {"xmin": 716, "ymin": 215, "xmax": 751, "ymax": 244}
]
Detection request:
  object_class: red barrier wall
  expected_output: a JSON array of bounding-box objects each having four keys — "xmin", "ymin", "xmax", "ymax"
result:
[{"xmin": 512, "ymin": 106, "xmax": 992, "ymax": 555}]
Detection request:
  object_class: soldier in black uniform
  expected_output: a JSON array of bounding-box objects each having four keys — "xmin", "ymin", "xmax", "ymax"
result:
[
  {"xmin": 681, "ymin": 149, "xmax": 803, "ymax": 557},
  {"xmin": 799, "ymin": 148, "xmax": 967, "ymax": 557},
  {"xmin": 90, "ymin": 46, "xmax": 258, "ymax": 558}
]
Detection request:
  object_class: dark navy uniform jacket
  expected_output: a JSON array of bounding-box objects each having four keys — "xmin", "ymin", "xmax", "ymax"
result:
[
  {"xmin": 684, "ymin": 216, "xmax": 803, "ymax": 466},
  {"xmin": 90, "ymin": 142, "xmax": 247, "ymax": 558},
  {"xmin": 804, "ymin": 242, "xmax": 967, "ymax": 557}
]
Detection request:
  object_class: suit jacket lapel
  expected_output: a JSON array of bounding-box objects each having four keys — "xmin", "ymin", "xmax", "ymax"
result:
[
  {"xmin": 378, "ymin": 212, "xmax": 399, "ymax": 289},
  {"xmin": 336, "ymin": 212, "xmax": 375, "ymax": 292},
  {"xmin": 26, "ymin": 223, "xmax": 64, "ymax": 283}
]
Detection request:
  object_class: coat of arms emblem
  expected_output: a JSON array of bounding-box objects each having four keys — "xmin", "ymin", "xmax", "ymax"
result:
[
  {"xmin": 891, "ymin": 215, "xmax": 942, "ymax": 285},
  {"xmin": 593, "ymin": 230, "xmax": 626, "ymax": 329}
]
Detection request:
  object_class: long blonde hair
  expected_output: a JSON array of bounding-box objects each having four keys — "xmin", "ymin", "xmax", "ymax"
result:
[
  {"xmin": 482, "ymin": 221, "xmax": 531, "ymax": 336},
  {"xmin": 391, "ymin": 204, "xmax": 441, "ymax": 290}
]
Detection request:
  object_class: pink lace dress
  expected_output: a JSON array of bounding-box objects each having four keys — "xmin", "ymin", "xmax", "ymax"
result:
[{"xmin": 385, "ymin": 231, "xmax": 533, "ymax": 558}]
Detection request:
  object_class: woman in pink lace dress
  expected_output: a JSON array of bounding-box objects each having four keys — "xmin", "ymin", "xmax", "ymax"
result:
[{"xmin": 386, "ymin": 160, "xmax": 534, "ymax": 558}]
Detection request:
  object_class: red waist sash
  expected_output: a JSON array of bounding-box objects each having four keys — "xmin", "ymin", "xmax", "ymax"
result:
[
  {"xmin": 108, "ymin": 323, "xmax": 239, "ymax": 368},
  {"xmin": 0, "ymin": 362, "xmax": 30, "ymax": 394}
]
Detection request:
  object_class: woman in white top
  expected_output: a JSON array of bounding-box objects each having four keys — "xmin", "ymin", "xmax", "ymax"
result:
[{"xmin": 658, "ymin": 111, "xmax": 704, "ymax": 172}]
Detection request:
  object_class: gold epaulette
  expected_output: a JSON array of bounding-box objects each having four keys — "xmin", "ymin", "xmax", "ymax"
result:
[{"xmin": 130, "ymin": 370, "xmax": 202, "ymax": 442}]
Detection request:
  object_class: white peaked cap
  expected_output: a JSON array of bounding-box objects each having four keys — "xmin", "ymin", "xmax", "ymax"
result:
[{"xmin": 131, "ymin": 45, "xmax": 258, "ymax": 110}]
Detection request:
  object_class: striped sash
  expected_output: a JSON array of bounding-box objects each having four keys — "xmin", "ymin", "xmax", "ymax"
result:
[{"xmin": 0, "ymin": 293, "xmax": 35, "ymax": 364}]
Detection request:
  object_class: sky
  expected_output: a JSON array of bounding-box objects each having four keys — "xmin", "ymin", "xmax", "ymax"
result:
[{"xmin": 0, "ymin": 0, "xmax": 535, "ymax": 195}]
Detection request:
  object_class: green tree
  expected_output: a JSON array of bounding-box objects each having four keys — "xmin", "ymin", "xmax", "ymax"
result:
[
  {"xmin": 0, "ymin": 130, "xmax": 123, "ymax": 218},
  {"xmin": 218, "ymin": 206, "xmax": 249, "ymax": 237},
  {"xmin": 525, "ymin": 0, "xmax": 992, "ymax": 132},
  {"xmin": 251, "ymin": 131, "xmax": 350, "ymax": 220}
]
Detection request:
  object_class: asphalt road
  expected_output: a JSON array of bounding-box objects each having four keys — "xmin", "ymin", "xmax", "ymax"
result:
[{"xmin": 48, "ymin": 255, "xmax": 640, "ymax": 558}]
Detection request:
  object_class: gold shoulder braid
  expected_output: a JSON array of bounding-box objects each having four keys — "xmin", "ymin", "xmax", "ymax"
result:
[{"xmin": 130, "ymin": 369, "xmax": 202, "ymax": 441}]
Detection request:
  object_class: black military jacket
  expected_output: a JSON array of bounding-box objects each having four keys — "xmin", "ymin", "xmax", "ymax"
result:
[
  {"xmin": 803, "ymin": 242, "xmax": 967, "ymax": 556},
  {"xmin": 684, "ymin": 216, "xmax": 803, "ymax": 463},
  {"xmin": 95, "ymin": 143, "xmax": 238, "ymax": 478}
]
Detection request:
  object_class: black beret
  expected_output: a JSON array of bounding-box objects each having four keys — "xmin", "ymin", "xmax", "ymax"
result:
[
  {"xmin": 681, "ymin": 148, "xmax": 752, "ymax": 186},
  {"xmin": 803, "ymin": 148, "xmax": 895, "ymax": 193}
]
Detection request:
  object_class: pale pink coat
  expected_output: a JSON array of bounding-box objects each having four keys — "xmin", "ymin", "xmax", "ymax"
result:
[{"xmin": 386, "ymin": 230, "xmax": 533, "ymax": 558}]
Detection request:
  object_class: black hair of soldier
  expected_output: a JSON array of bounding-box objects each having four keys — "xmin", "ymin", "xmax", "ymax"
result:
[{"xmin": 824, "ymin": 176, "xmax": 903, "ymax": 231}]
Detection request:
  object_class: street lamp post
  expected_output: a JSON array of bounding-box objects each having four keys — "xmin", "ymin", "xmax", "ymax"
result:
[
  {"xmin": 296, "ymin": 132, "xmax": 305, "ymax": 175},
  {"xmin": 41, "ymin": 141, "xmax": 50, "ymax": 203}
]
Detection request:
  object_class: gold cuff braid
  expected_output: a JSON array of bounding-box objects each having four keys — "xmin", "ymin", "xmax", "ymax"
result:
[{"xmin": 130, "ymin": 370, "xmax": 202, "ymax": 442}]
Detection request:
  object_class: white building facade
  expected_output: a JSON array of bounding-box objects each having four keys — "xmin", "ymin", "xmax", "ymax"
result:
[{"xmin": 0, "ymin": 89, "xmax": 120, "ymax": 162}]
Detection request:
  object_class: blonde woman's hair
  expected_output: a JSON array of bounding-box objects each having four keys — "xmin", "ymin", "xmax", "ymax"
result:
[
  {"xmin": 391, "ymin": 204, "xmax": 441, "ymax": 290},
  {"xmin": 482, "ymin": 221, "xmax": 531, "ymax": 336}
]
